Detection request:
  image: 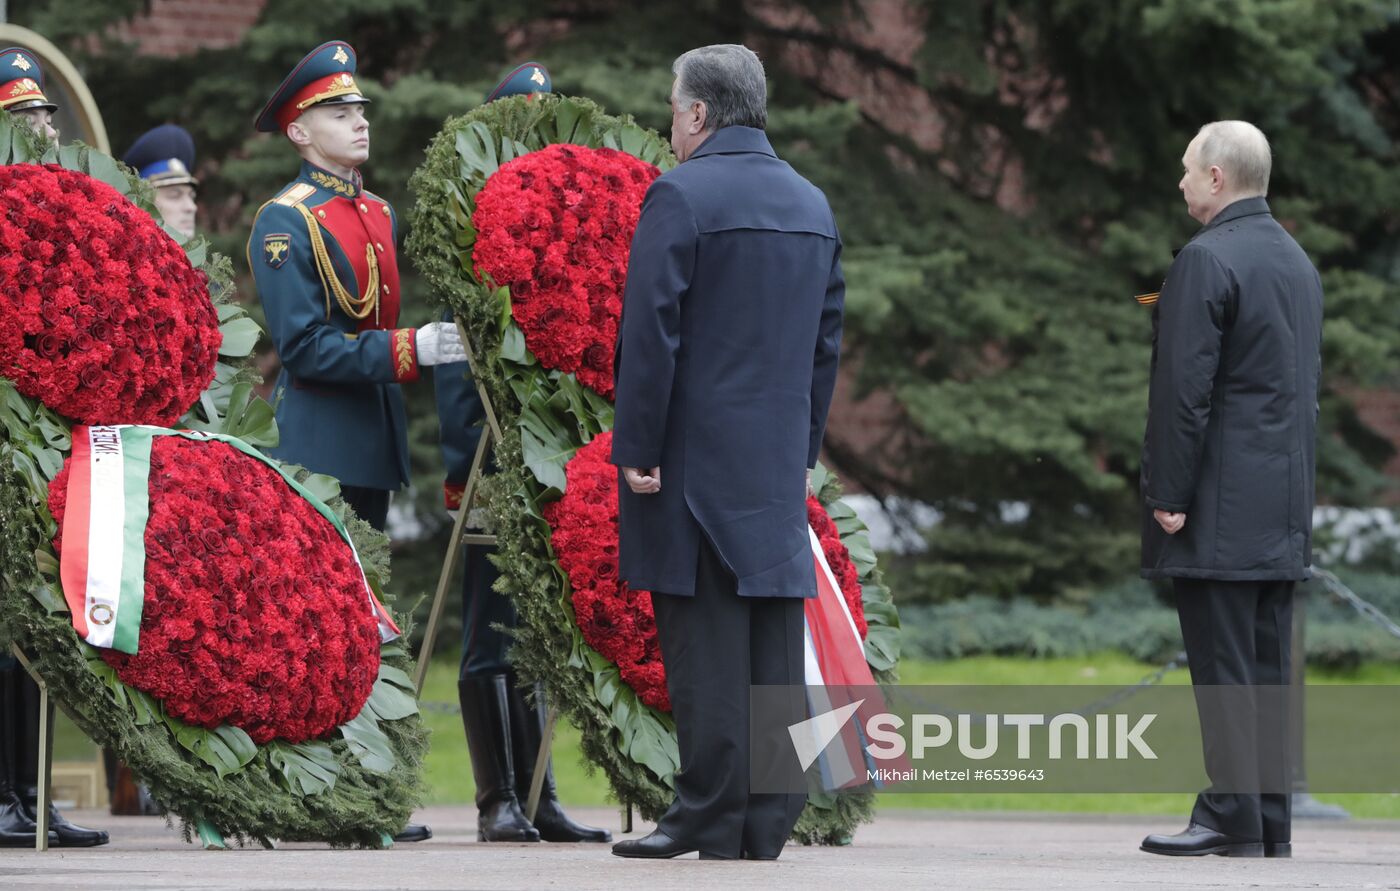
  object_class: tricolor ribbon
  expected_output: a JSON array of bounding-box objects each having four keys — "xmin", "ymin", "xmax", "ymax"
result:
[
  {"xmin": 60, "ymin": 425, "xmax": 401, "ymax": 655},
  {"xmin": 803, "ymin": 524, "xmax": 907, "ymax": 790}
]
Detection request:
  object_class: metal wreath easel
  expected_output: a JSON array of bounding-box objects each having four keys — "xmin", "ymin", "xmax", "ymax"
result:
[{"xmin": 409, "ymin": 317, "xmax": 568, "ymax": 827}]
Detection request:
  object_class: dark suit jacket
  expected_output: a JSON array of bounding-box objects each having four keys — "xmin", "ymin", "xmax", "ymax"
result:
[
  {"xmin": 1141, "ymin": 197, "xmax": 1323, "ymax": 581},
  {"xmin": 611, "ymin": 126, "xmax": 844, "ymax": 598}
]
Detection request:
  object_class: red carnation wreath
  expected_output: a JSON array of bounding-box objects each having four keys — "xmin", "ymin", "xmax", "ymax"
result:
[
  {"xmin": 472, "ymin": 144, "xmax": 659, "ymax": 399},
  {"xmin": 808, "ymin": 497, "xmax": 868, "ymax": 638},
  {"xmin": 542, "ymin": 432, "xmax": 668, "ymax": 710},
  {"xmin": 543, "ymin": 432, "xmax": 867, "ymax": 711},
  {"xmin": 0, "ymin": 164, "xmax": 220, "ymax": 426},
  {"xmin": 47, "ymin": 436, "xmax": 381, "ymax": 744}
]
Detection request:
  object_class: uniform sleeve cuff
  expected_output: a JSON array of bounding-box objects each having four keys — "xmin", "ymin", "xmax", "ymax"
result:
[
  {"xmin": 391, "ymin": 328, "xmax": 419, "ymax": 384},
  {"xmin": 444, "ymin": 482, "xmax": 465, "ymax": 510}
]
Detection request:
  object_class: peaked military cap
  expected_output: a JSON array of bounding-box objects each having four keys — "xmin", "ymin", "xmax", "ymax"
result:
[
  {"xmin": 1, "ymin": 47, "xmax": 58, "ymax": 114},
  {"xmin": 485, "ymin": 61, "xmax": 551, "ymax": 104},
  {"xmin": 123, "ymin": 124, "xmax": 199, "ymax": 189},
  {"xmin": 255, "ymin": 41, "xmax": 370, "ymax": 133}
]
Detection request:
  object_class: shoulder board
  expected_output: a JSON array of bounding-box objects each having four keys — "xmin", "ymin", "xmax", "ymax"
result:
[{"xmin": 275, "ymin": 183, "xmax": 317, "ymax": 207}]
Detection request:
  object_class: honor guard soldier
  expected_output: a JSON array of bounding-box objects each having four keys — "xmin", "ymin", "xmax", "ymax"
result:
[
  {"xmin": 248, "ymin": 40, "xmax": 464, "ymax": 535},
  {"xmin": 434, "ymin": 63, "xmax": 610, "ymax": 845},
  {"xmin": 0, "ymin": 47, "xmax": 110, "ymax": 850},
  {"xmin": 249, "ymin": 42, "xmax": 463, "ymax": 844},
  {"xmin": 123, "ymin": 124, "xmax": 200, "ymax": 239},
  {"xmin": 1, "ymin": 46, "xmax": 59, "ymax": 141}
]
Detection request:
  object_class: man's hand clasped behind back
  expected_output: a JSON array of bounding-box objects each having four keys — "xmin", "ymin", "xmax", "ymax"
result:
[
  {"xmin": 1153, "ymin": 509, "xmax": 1186, "ymax": 535},
  {"xmin": 625, "ymin": 467, "xmax": 813, "ymax": 499},
  {"xmin": 623, "ymin": 466, "xmax": 661, "ymax": 494}
]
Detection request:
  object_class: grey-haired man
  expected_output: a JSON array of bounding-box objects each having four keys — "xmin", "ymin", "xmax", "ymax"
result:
[
  {"xmin": 1139, "ymin": 121, "xmax": 1323, "ymax": 858},
  {"xmin": 610, "ymin": 44, "xmax": 844, "ymax": 861}
]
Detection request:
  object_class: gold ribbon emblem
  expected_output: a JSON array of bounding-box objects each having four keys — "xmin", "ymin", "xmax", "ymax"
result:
[{"xmin": 264, "ymin": 234, "xmax": 291, "ymax": 267}]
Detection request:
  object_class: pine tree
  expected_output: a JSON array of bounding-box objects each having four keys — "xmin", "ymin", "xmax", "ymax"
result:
[{"xmin": 17, "ymin": 0, "xmax": 1400, "ymax": 606}]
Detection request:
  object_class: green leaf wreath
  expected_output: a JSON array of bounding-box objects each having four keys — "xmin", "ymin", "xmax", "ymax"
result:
[
  {"xmin": 0, "ymin": 111, "xmax": 426, "ymax": 848},
  {"xmin": 407, "ymin": 94, "xmax": 900, "ymax": 845}
]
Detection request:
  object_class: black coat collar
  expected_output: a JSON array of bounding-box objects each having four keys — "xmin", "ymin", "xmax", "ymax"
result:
[
  {"xmin": 688, "ymin": 126, "xmax": 777, "ymax": 161},
  {"xmin": 1199, "ymin": 196, "xmax": 1271, "ymax": 234}
]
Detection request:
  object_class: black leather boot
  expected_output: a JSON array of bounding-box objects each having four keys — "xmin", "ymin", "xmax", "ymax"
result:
[
  {"xmin": 0, "ymin": 666, "xmax": 55, "ymax": 848},
  {"xmin": 13, "ymin": 672, "xmax": 107, "ymax": 847},
  {"xmin": 459, "ymin": 674, "xmax": 539, "ymax": 842},
  {"xmin": 506, "ymin": 677, "xmax": 611, "ymax": 843}
]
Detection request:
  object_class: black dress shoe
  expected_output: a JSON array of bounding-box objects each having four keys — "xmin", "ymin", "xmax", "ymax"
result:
[
  {"xmin": 19, "ymin": 790, "xmax": 108, "ymax": 848},
  {"xmin": 1264, "ymin": 841, "xmax": 1291, "ymax": 858},
  {"xmin": 393, "ymin": 822, "xmax": 432, "ymax": 843},
  {"xmin": 1140, "ymin": 822, "xmax": 1263, "ymax": 857},
  {"xmin": 530, "ymin": 797, "xmax": 612, "ymax": 843},
  {"xmin": 0, "ymin": 792, "xmax": 57, "ymax": 848},
  {"xmin": 612, "ymin": 829, "xmax": 697, "ymax": 859}
]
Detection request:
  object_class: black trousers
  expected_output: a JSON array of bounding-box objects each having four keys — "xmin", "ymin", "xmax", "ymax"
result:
[
  {"xmin": 459, "ymin": 544, "xmax": 515, "ymax": 678},
  {"xmin": 341, "ymin": 485, "xmax": 391, "ymax": 534},
  {"xmin": 1174, "ymin": 577, "xmax": 1294, "ymax": 842},
  {"xmin": 0, "ymin": 663, "xmax": 41, "ymax": 793},
  {"xmin": 650, "ymin": 536, "xmax": 806, "ymax": 859}
]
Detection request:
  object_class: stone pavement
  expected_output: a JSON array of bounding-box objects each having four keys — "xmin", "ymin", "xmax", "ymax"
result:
[{"xmin": 3, "ymin": 806, "xmax": 1397, "ymax": 890}]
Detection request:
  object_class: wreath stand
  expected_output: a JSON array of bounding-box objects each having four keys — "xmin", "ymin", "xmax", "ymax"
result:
[{"xmin": 412, "ymin": 320, "xmax": 631, "ymax": 832}]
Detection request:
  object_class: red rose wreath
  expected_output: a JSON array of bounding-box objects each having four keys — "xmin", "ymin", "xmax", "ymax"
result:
[
  {"xmin": 408, "ymin": 95, "xmax": 897, "ymax": 842},
  {"xmin": 0, "ymin": 164, "xmax": 221, "ymax": 425},
  {"xmin": 471, "ymin": 143, "xmax": 659, "ymax": 399},
  {"xmin": 47, "ymin": 436, "xmax": 381, "ymax": 744}
]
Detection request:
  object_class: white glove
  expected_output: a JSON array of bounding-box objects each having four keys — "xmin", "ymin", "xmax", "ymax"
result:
[{"xmin": 416, "ymin": 322, "xmax": 467, "ymax": 366}]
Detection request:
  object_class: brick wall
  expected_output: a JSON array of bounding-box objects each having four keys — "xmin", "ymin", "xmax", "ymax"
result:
[{"xmin": 112, "ymin": 0, "xmax": 266, "ymax": 57}]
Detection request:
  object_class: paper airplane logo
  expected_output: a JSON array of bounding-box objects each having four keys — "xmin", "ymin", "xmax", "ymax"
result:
[{"xmin": 787, "ymin": 699, "xmax": 864, "ymax": 771}]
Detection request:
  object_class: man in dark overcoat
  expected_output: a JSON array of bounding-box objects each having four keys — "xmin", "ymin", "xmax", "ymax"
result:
[
  {"xmin": 1139, "ymin": 120, "xmax": 1323, "ymax": 859},
  {"xmin": 609, "ymin": 43, "xmax": 845, "ymax": 861}
]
